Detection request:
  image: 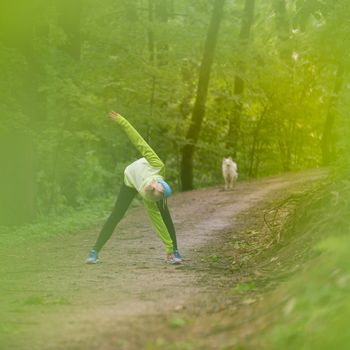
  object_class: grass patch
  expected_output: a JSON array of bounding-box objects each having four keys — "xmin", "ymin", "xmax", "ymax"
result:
[
  {"xmin": 230, "ymin": 282, "xmax": 257, "ymax": 294},
  {"xmin": 0, "ymin": 195, "xmax": 143, "ymax": 246}
]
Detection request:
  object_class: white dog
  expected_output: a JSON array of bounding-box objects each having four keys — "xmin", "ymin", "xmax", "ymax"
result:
[{"xmin": 222, "ymin": 157, "xmax": 238, "ymax": 190}]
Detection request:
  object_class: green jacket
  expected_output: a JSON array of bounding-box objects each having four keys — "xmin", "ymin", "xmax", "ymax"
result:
[{"xmin": 115, "ymin": 115, "xmax": 174, "ymax": 253}]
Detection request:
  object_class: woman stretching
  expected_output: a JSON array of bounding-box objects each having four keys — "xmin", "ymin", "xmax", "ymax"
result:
[{"xmin": 86, "ymin": 111, "xmax": 182, "ymax": 264}]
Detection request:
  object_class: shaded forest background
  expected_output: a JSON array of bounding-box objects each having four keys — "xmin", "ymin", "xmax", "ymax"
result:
[{"xmin": 0, "ymin": 0, "xmax": 349, "ymax": 227}]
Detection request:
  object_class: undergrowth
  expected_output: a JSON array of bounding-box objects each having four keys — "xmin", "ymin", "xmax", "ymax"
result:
[
  {"xmin": 263, "ymin": 172, "xmax": 350, "ymax": 350},
  {"xmin": 0, "ymin": 193, "xmax": 143, "ymax": 246}
]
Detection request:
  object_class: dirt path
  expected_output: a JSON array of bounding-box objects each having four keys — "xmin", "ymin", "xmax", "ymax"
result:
[{"xmin": 0, "ymin": 170, "xmax": 326, "ymax": 350}]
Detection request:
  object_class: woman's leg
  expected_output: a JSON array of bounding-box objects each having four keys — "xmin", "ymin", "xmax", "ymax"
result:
[
  {"xmin": 93, "ymin": 184, "xmax": 137, "ymax": 252},
  {"xmin": 157, "ymin": 201, "xmax": 178, "ymax": 251}
]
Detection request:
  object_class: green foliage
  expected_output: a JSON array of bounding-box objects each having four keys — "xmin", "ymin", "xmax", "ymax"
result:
[
  {"xmin": 268, "ymin": 230, "xmax": 350, "ymax": 349},
  {"xmin": 0, "ymin": 0, "xmax": 349, "ymax": 226},
  {"xmin": 230, "ymin": 282, "xmax": 257, "ymax": 294},
  {"xmin": 169, "ymin": 317, "xmax": 187, "ymax": 329},
  {"xmin": 264, "ymin": 170, "xmax": 350, "ymax": 349}
]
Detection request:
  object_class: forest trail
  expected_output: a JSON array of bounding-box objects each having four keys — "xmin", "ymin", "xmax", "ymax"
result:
[{"xmin": 0, "ymin": 169, "xmax": 327, "ymax": 350}]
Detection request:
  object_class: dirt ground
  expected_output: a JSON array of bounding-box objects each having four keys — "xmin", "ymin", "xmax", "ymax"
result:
[{"xmin": 0, "ymin": 169, "xmax": 327, "ymax": 350}]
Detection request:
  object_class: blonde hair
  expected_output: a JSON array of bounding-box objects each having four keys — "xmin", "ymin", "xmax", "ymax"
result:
[{"xmin": 144, "ymin": 181, "xmax": 164, "ymax": 202}]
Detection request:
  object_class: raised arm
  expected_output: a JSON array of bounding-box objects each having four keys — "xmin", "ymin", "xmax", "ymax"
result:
[{"xmin": 110, "ymin": 111, "xmax": 164, "ymax": 169}]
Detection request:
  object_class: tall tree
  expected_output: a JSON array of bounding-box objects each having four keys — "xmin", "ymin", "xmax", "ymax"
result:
[
  {"xmin": 147, "ymin": 0, "xmax": 171, "ymax": 120},
  {"xmin": 46, "ymin": 1, "xmax": 83, "ymax": 213},
  {"xmin": 57, "ymin": 0, "xmax": 82, "ymax": 60},
  {"xmin": 155, "ymin": 0, "xmax": 170, "ymax": 66},
  {"xmin": 273, "ymin": 0, "xmax": 295, "ymax": 171},
  {"xmin": 273, "ymin": 0, "xmax": 290, "ymax": 59},
  {"xmin": 147, "ymin": 0, "xmax": 155, "ymax": 64},
  {"xmin": 181, "ymin": 0, "xmax": 225, "ymax": 191},
  {"xmin": 321, "ymin": 64, "xmax": 344, "ymax": 165},
  {"xmin": 226, "ymin": 0, "xmax": 255, "ymax": 158},
  {"xmin": 293, "ymin": 0, "xmax": 349, "ymax": 166}
]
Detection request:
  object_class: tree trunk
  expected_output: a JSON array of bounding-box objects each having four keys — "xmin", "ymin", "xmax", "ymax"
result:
[
  {"xmin": 155, "ymin": 0, "xmax": 170, "ymax": 66},
  {"xmin": 273, "ymin": 0, "xmax": 290, "ymax": 59},
  {"xmin": 321, "ymin": 64, "xmax": 344, "ymax": 165},
  {"xmin": 147, "ymin": 0, "xmax": 155, "ymax": 64},
  {"xmin": 47, "ymin": 0, "xmax": 82, "ymax": 214},
  {"xmin": 226, "ymin": 0, "xmax": 255, "ymax": 158},
  {"xmin": 273, "ymin": 0, "xmax": 289, "ymax": 38},
  {"xmin": 248, "ymin": 105, "xmax": 267, "ymax": 177},
  {"xmin": 273, "ymin": 0, "xmax": 294, "ymax": 171},
  {"xmin": 57, "ymin": 0, "xmax": 82, "ymax": 60},
  {"xmin": 146, "ymin": 0, "xmax": 156, "ymax": 142},
  {"xmin": 181, "ymin": 0, "xmax": 225, "ymax": 191}
]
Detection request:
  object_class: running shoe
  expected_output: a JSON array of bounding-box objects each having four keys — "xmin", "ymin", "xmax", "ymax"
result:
[
  {"xmin": 86, "ymin": 249, "xmax": 99, "ymax": 264},
  {"xmin": 166, "ymin": 252, "xmax": 182, "ymax": 264},
  {"xmin": 173, "ymin": 249, "xmax": 183, "ymax": 263}
]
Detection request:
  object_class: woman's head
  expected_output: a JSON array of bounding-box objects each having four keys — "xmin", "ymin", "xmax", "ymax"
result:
[
  {"xmin": 144, "ymin": 179, "xmax": 172, "ymax": 202},
  {"xmin": 144, "ymin": 180, "xmax": 164, "ymax": 201}
]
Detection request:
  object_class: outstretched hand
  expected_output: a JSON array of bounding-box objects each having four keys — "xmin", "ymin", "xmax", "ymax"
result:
[{"xmin": 109, "ymin": 111, "xmax": 120, "ymax": 121}]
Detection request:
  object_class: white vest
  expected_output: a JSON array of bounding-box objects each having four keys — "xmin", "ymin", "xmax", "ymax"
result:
[{"xmin": 124, "ymin": 157, "xmax": 162, "ymax": 198}]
